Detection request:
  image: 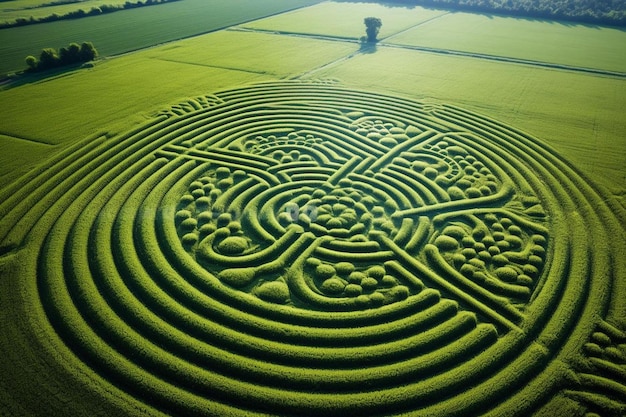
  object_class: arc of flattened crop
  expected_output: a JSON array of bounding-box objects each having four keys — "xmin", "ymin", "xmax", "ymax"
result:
[
  {"xmin": 240, "ymin": 180, "xmax": 322, "ymax": 243},
  {"xmin": 397, "ymin": 184, "xmax": 515, "ymax": 218},
  {"xmin": 384, "ymin": 165, "xmax": 442, "ymax": 208},
  {"xmin": 385, "ymin": 165, "xmax": 449, "ymax": 204},
  {"xmin": 162, "ymin": 145, "xmax": 284, "ymax": 186},
  {"xmin": 431, "ymin": 208, "xmax": 549, "ymax": 235},
  {"xmin": 257, "ymin": 182, "xmax": 324, "ymax": 236},
  {"xmin": 369, "ymin": 130, "xmax": 443, "ymax": 172},
  {"xmin": 373, "ymin": 171, "xmax": 422, "ymax": 210},
  {"xmin": 198, "ymin": 227, "xmax": 302, "ymax": 268},
  {"xmin": 259, "ymin": 139, "xmax": 337, "ymax": 166},
  {"xmin": 326, "ymin": 156, "xmax": 363, "ymax": 186},
  {"xmin": 210, "ymin": 177, "xmax": 259, "ymax": 215},
  {"xmin": 374, "ymin": 235, "xmax": 522, "ymax": 333},
  {"xmin": 282, "ymin": 235, "xmax": 391, "ymax": 310},
  {"xmin": 268, "ymin": 162, "xmax": 327, "ymax": 182},
  {"xmin": 178, "ymin": 145, "xmax": 272, "ymax": 169},
  {"xmin": 210, "ymin": 105, "xmax": 390, "ymax": 159}
]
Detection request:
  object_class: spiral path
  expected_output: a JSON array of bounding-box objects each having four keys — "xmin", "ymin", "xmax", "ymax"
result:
[{"xmin": 0, "ymin": 80, "xmax": 624, "ymax": 416}]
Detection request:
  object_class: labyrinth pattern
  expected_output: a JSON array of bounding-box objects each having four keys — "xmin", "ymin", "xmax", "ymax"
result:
[{"xmin": 0, "ymin": 80, "xmax": 624, "ymax": 416}]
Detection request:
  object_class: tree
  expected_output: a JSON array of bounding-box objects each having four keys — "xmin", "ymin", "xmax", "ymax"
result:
[
  {"xmin": 38, "ymin": 48, "xmax": 60, "ymax": 70},
  {"xmin": 78, "ymin": 41, "xmax": 98, "ymax": 62},
  {"xmin": 25, "ymin": 55, "xmax": 38, "ymax": 71},
  {"xmin": 364, "ymin": 17, "xmax": 382, "ymax": 43},
  {"xmin": 24, "ymin": 42, "xmax": 97, "ymax": 73}
]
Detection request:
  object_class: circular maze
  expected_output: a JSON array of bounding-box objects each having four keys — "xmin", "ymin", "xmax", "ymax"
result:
[{"xmin": 1, "ymin": 80, "xmax": 624, "ymax": 416}]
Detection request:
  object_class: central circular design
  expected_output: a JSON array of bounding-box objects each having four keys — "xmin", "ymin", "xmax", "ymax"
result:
[
  {"xmin": 17, "ymin": 81, "xmax": 621, "ymax": 416},
  {"xmin": 172, "ymin": 91, "xmax": 550, "ymax": 318}
]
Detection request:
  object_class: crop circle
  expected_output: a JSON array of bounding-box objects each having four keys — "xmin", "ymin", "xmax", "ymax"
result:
[{"xmin": 2, "ymin": 81, "xmax": 623, "ymax": 416}]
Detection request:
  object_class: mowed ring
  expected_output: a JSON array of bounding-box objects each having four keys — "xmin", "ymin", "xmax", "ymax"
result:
[{"xmin": 0, "ymin": 80, "xmax": 622, "ymax": 416}]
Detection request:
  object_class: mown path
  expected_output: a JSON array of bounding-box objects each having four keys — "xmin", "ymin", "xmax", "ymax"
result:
[{"xmin": 1, "ymin": 81, "xmax": 624, "ymax": 416}]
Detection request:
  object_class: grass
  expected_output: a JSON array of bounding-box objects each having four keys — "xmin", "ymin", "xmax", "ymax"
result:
[
  {"xmin": 142, "ymin": 30, "xmax": 356, "ymax": 77},
  {"xmin": 241, "ymin": 1, "xmax": 449, "ymax": 39},
  {"xmin": 0, "ymin": 0, "xmax": 131, "ymax": 23},
  {"xmin": 0, "ymin": 0, "xmax": 323, "ymax": 75},
  {"xmin": 0, "ymin": 30, "xmax": 355, "ymax": 187},
  {"xmin": 0, "ymin": 134, "xmax": 54, "ymax": 185},
  {"xmin": 0, "ymin": 2, "xmax": 625, "ymax": 416},
  {"xmin": 307, "ymin": 48, "xmax": 626, "ymax": 205},
  {"xmin": 388, "ymin": 12, "xmax": 626, "ymax": 73},
  {"xmin": 1, "ymin": 79, "xmax": 623, "ymax": 415},
  {"xmin": 0, "ymin": 56, "xmax": 267, "ymax": 141}
]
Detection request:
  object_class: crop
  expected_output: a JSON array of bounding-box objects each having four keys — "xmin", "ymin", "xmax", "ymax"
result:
[
  {"xmin": 242, "ymin": 2, "xmax": 448, "ymax": 39},
  {"xmin": 0, "ymin": 0, "xmax": 324, "ymax": 75},
  {"xmin": 389, "ymin": 12, "xmax": 626, "ymax": 73},
  {"xmin": 1, "ymin": 3, "xmax": 624, "ymax": 414},
  {"xmin": 0, "ymin": 80, "xmax": 623, "ymax": 416}
]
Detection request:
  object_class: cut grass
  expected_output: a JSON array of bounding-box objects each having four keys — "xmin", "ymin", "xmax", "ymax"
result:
[
  {"xmin": 307, "ymin": 47, "xmax": 626, "ymax": 205},
  {"xmin": 0, "ymin": 0, "xmax": 324, "ymax": 75},
  {"xmin": 241, "ymin": 1, "xmax": 449, "ymax": 40},
  {"xmin": 388, "ymin": 12, "xmax": 626, "ymax": 73}
]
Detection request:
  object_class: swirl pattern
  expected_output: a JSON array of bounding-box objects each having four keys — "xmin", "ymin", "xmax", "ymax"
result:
[{"xmin": 0, "ymin": 80, "xmax": 622, "ymax": 416}]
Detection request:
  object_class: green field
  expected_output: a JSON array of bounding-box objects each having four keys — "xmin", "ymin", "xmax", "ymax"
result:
[
  {"xmin": 308, "ymin": 47, "xmax": 626, "ymax": 201},
  {"xmin": 0, "ymin": 31, "xmax": 354, "ymax": 185},
  {"xmin": 388, "ymin": 12, "xmax": 626, "ymax": 73},
  {"xmin": 0, "ymin": 133, "xmax": 53, "ymax": 185},
  {"xmin": 0, "ymin": 1, "xmax": 625, "ymax": 416},
  {"xmin": 0, "ymin": 0, "xmax": 131, "ymax": 23},
  {"xmin": 241, "ymin": 2, "xmax": 449, "ymax": 39},
  {"xmin": 2, "ymin": 2, "xmax": 623, "ymax": 203},
  {"xmin": 0, "ymin": 0, "xmax": 323, "ymax": 75}
]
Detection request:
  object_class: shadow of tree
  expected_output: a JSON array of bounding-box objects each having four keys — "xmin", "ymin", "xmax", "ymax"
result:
[
  {"xmin": 0, "ymin": 62, "xmax": 92, "ymax": 91},
  {"xmin": 359, "ymin": 38, "xmax": 378, "ymax": 54}
]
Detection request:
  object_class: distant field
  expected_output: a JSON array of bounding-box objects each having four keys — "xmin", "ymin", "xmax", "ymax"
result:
[
  {"xmin": 241, "ymin": 2, "xmax": 448, "ymax": 39},
  {"xmin": 0, "ymin": 30, "xmax": 355, "ymax": 185},
  {"xmin": 0, "ymin": 0, "xmax": 323, "ymax": 75},
  {"xmin": 308, "ymin": 48, "xmax": 626, "ymax": 202},
  {"xmin": 388, "ymin": 12, "xmax": 626, "ymax": 73},
  {"xmin": 143, "ymin": 30, "xmax": 355, "ymax": 76},
  {"xmin": 0, "ymin": 0, "xmax": 130, "ymax": 24}
]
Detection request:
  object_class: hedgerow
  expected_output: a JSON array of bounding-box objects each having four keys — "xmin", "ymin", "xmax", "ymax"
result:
[
  {"xmin": 1, "ymin": 0, "xmax": 181, "ymax": 29},
  {"xmin": 336, "ymin": 0, "xmax": 626, "ymax": 26}
]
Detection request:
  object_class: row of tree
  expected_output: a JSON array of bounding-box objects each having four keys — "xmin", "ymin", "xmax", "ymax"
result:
[
  {"xmin": 0, "ymin": 0, "xmax": 180, "ymax": 29},
  {"xmin": 25, "ymin": 42, "xmax": 98, "ymax": 72},
  {"xmin": 342, "ymin": 0, "xmax": 626, "ymax": 26}
]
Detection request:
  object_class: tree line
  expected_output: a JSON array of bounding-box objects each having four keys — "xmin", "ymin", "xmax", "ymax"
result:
[
  {"xmin": 0, "ymin": 0, "xmax": 181, "ymax": 29},
  {"xmin": 25, "ymin": 42, "xmax": 98, "ymax": 72},
  {"xmin": 340, "ymin": 0, "xmax": 626, "ymax": 26}
]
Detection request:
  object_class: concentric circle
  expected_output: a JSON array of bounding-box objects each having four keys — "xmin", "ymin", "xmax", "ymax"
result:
[{"xmin": 1, "ymin": 80, "xmax": 623, "ymax": 416}]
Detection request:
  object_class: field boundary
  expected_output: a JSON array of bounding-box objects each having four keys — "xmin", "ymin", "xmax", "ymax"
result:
[
  {"xmin": 149, "ymin": 56, "xmax": 270, "ymax": 75},
  {"xmin": 232, "ymin": 26, "xmax": 626, "ymax": 80},
  {"xmin": 380, "ymin": 42, "xmax": 626, "ymax": 79},
  {"xmin": 0, "ymin": 131, "xmax": 56, "ymax": 146},
  {"xmin": 0, "ymin": 0, "xmax": 326, "ymax": 77}
]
